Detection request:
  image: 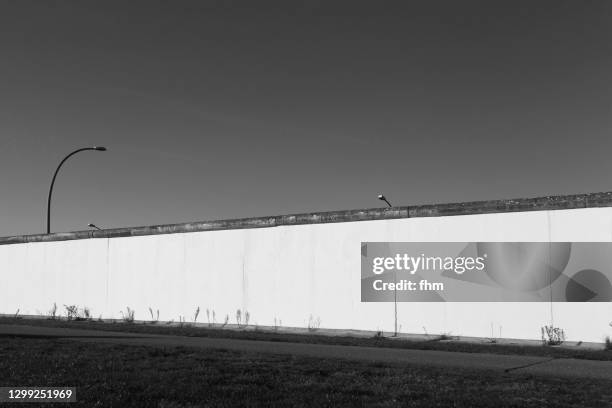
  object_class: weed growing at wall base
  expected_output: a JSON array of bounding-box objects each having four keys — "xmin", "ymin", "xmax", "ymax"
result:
[
  {"xmin": 542, "ymin": 326, "xmax": 565, "ymax": 346},
  {"xmin": 308, "ymin": 315, "xmax": 321, "ymax": 332},
  {"xmin": 48, "ymin": 303, "xmax": 58, "ymax": 320},
  {"xmin": 148, "ymin": 307, "xmax": 159, "ymax": 323},
  {"xmin": 235, "ymin": 309, "xmax": 250, "ymax": 329},
  {"xmin": 64, "ymin": 305, "xmax": 78, "ymax": 320},
  {"xmin": 120, "ymin": 307, "xmax": 135, "ymax": 323}
]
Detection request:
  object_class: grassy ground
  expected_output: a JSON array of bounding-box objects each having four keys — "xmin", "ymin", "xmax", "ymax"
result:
[
  {"xmin": 2, "ymin": 316, "xmax": 611, "ymax": 361},
  {"xmin": 1, "ymin": 337, "xmax": 611, "ymax": 408}
]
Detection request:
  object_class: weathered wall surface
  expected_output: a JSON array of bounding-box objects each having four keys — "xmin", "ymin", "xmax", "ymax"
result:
[{"xmin": 2, "ymin": 193, "xmax": 612, "ymax": 342}]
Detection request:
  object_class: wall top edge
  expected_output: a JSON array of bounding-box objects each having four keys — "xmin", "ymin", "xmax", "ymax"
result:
[{"xmin": 2, "ymin": 191, "xmax": 611, "ymax": 245}]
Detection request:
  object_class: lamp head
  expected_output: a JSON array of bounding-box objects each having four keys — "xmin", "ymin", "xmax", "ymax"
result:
[
  {"xmin": 93, "ymin": 146, "xmax": 107, "ymax": 151},
  {"xmin": 377, "ymin": 194, "xmax": 386, "ymax": 201}
]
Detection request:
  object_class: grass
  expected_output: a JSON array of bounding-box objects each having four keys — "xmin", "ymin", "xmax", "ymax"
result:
[
  {"xmin": 1, "ymin": 316, "xmax": 611, "ymax": 361},
  {"xmin": 0, "ymin": 337, "xmax": 611, "ymax": 407}
]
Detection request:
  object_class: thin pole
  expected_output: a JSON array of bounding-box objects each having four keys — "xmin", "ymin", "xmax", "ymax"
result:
[{"xmin": 394, "ymin": 272, "xmax": 398, "ymax": 336}]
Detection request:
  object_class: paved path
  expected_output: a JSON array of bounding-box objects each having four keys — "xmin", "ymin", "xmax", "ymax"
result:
[{"xmin": 1, "ymin": 324, "xmax": 611, "ymax": 380}]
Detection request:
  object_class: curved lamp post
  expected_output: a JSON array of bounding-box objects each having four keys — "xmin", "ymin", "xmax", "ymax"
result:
[{"xmin": 47, "ymin": 146, "xmax": 107, "ymax": 234}]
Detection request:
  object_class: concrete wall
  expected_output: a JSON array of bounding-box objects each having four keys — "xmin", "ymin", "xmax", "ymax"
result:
[{"xmin": 2, "ymin": 193, "xmax": 612, "ymax": 343}]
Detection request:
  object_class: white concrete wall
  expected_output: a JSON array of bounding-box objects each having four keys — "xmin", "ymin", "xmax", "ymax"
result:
[{"xmin": 1, "ymin": 207, "xmax": 612, "ymax": 342}]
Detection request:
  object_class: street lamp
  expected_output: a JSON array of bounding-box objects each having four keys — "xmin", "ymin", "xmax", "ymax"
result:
[
  {"xmin": 377, "ymin": 194, "xmax": 392, "ymax": 208},
  {"xmin": 87, "ymin": 223, "xmax": 102, "ymax": 231},
  {"xmin": 47, "ymin": 146, "xmax": 107, "ymax": 234}
]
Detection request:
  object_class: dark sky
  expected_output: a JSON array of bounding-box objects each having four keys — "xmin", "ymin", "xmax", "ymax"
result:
[{"xmin": 2, "ymin": 1, "xmax": 612, "ymax": 236}]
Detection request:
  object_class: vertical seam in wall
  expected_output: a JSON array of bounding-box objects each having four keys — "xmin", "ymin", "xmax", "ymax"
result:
[
  {"xmin": 242, "ymin": 233, "xmax": 247, "ymax": 313},
  {"xmin": 242, "ymin": 259, "xmax": 246, "ymax": 314},
  {"xmin": 182, "ymin": 234, "xmax": 187, "ymax": 319},
  {"xmin": 311, "ymin": 226, "xmax": 316, "ymax": 323},
  {"xmin": 42, "ymin": 242, "xmax": 48, "ymax": 309},
  {"xmin": 105, "ymin": 238, "xmax": 110, "ymax": 318},
  {"xmin": 24, "ymin": 243, "xmax": 29, "ymax": 313},
  {"xmin": 547, "ymin": 211, "xmax": 553, "ymax": 327}
]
